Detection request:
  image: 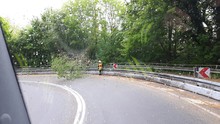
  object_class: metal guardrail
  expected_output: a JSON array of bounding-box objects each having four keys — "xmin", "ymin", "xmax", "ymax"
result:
[
  {"xmin": 16, "ymin": 68, "xmax": 55, "ymax": 75},
  {"xmin": 16, "ymin": 67, "xmax": 220, "ymax": 90},
  {"xmin": 109, "ymin": 63, "xmax": 220, "ymax": 69},
  {"xmin": 87, "ymin": 68, "xmax": 220, "ymax": 91},
  {"xmin": 16, "ymin": 63, "xmax": 220, "ymax": 74},
  {"xmin": 16, "ymin": 67, "xmax": 220, "ymax": 100},
  {"xmin": 97, "ymin": 64, "xmax": 220, "ymax": 74}
]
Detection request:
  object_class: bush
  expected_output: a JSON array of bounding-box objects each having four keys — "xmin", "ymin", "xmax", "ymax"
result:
[{"xmin": 51, "ymin": 55, "xmax": 85, "ymax": 80}]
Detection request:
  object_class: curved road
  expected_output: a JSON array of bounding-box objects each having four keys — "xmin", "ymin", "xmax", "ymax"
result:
[
  {"xmin": 19, "ymin": 75, "xmax": 220, "ymax": 124},
  {"xmin": 21, "ymin": 81, "xmax": 78, "ymax": 124}
]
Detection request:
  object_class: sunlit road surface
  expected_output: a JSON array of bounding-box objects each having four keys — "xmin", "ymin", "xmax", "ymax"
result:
[{"xmin": 18, "ymin": 75, "xmax": 220, "ymax": 124}]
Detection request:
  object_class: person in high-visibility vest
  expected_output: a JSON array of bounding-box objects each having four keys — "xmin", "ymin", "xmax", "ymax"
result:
[{"xmin": 98, "ymin": 60, "xmax": 103, "ymax": 75}]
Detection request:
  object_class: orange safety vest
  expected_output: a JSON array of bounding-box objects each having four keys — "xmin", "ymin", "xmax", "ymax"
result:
[{"xmin": 98, "ymin": 63, "xmax": 103, "ymax": 70}]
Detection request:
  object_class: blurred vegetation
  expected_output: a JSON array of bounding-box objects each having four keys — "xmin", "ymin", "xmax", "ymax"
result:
[
  {"xmin": 51, "ymin": 55, "xmax": 86, "ymax": 79},
  {"xmin": 0, "ymin": 0, "xmax": 220, "ymax": 69}
]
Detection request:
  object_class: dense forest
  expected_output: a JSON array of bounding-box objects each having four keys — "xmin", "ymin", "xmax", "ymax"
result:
[{"xmin": 1, "ymin": 0, "xmax": 220, "ymax": 67}]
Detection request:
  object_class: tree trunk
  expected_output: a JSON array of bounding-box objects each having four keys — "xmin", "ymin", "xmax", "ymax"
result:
[
  {"xmin": 216, "ymin": 0, "xmax": 220, "ymax": 41},
  {"xmin": 168, "ymin": 23, "xmax": 172, "ymax": 61}
]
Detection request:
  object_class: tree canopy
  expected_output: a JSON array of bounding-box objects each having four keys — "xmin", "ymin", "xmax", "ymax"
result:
[{"xmin": 2, "ymin": 0, "xmax": 220, "ymax": 67}]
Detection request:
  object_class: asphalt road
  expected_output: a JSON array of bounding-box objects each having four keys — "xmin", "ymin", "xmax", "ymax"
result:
[
  {"xmin": 18, "ymin": 75, "xmax": 220, "ymax": 124},
  {"xmin": 20, "ymin": 81, "xmax": 77, "ymax": 124}
]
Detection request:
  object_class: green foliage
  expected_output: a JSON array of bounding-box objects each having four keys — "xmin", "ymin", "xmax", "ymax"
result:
[
  {"xmin": 121, "ymin": 0, "xmax": 220, "ymax": 64},
  {"xmin": 0, "ymin": 17, "xmax": 11, "ymax": 41},
  {"xmin": 128, "ymin": 57, "xmax": 154, "ymax": 72},
  {"xmin": 51, "ymin": 55, "xmax": 85, "ymax": 80},
  {"xmin": 3, "ymin": 0, "xmax": 220, "ymax": 69},
  {"xmin": 8, "ymin": 0, "xmax": 126, "ymax": 67},
  {"xmin": 121, "ymin": 0, "xmax": 169, "ymax": 62},
  {"xmin": 97, "ymin": 30, "xmax": 124, "ymax": 63}
]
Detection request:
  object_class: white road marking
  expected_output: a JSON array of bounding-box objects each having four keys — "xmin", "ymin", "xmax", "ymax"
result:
[{"xmin": 21, "ymin": 81, "xmax": 86, "ymax": 124}]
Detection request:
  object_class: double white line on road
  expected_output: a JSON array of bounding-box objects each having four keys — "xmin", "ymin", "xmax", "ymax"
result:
[
  {"xmin": 21, "ymin": 81, "xmax": 86, "ymax": 124},
  {"xmin": 62, "ymin": 85, "xmax": 86, "ymax": 124}
]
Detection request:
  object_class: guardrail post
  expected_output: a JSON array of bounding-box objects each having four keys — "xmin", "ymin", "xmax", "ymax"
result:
[{"xmin": 194, "ymin": 67, "xmax": 198, "ymax": 78}]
